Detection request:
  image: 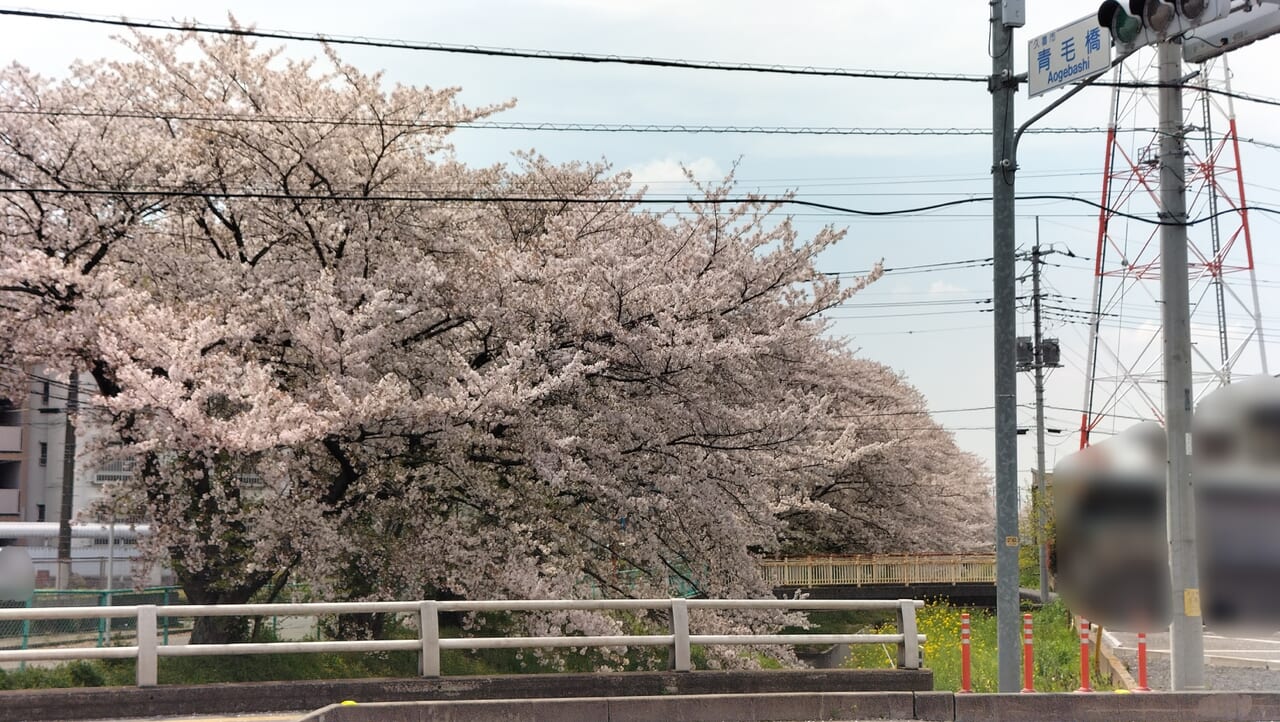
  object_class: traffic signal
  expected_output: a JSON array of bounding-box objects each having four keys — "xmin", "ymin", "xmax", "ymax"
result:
[
  {"xmin": 1097, "ymin": 0, "xmax": 1230, "ymax": 53},
  {"xmin": 1135, "ymin": 0, "xmax": 1176, "ymax": 34},
  {"xmin": 1098, "ymin": 0, "xmax": 1158, "ymax": 52}
]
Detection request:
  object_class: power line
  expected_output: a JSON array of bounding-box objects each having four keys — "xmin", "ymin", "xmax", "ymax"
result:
[
  {"xmin": 19, "ymin": 106, "xmax": 1280, "ymax": 154},
  {"xmin": 26, "ymin": 105, "xmax": 1280, "ymax": 154},
  {"xmin": 848, "ymin": 324, "xmax": 992, "ymax": 336},
  {"xmin": 836, "ymin": 405, "xmax": 994, "ymax": 419},
  {"xmin": 834, "ymin": 298, "xmax": 993, "ymax": 309},
  {"xmin": 824, "ymin": 309, "xmax": 993, "ymax": 320},
  {"xmin": 0, "ymin": 107, "xmax": 1104, "ymax": 137},
  {"xmin": 825, "ymin": 257, "xmax": 994, "ymax": 277},
  {"xmin": 0, "ymin": 186, "xmax": 1001, "ymax": 217},
  {"xmin": 1093, "ymin": 79, "xmax": 1280, "ymax": 111},
  {"xmin": 1, "ymin": 185, "xmax": 1276, "ymax": 226},
  {"xmin": 0, "ymin": 8, "xmax": 987, "ymax": 84},
  {"xmin": 1026, "ymin": 402, "xmax": 1151, "ymax": 424}
]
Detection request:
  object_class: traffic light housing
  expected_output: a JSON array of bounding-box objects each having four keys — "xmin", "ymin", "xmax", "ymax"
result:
[
  {"xmin": 1098, "ymin": 0, "xmax": 1158, "ymax": 52},
  {"xmin": 1097, "ymin": 0, "xmax": 1230, "ymax": 53}
]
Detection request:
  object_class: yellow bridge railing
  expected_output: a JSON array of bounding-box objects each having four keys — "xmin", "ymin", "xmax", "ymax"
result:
[{"xmin": 760, "ymin": 553, "xmax": 997, "ymax": 587}]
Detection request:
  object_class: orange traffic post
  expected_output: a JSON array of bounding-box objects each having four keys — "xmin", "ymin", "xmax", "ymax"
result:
[
  {"xmin": 1136, "ymin": 632, "xmax": 1151, "ymax": 692},
  {"xmin": 1075, "ymin": 617, "xmax": 1093, "ymax": 693},
  {"xmin": 959, "ymin": 612, "xmax": 972, "ymax": 693},
  {"xmin": 1021, "ymin": 613, "xmax": 1035, "ymax": 692}
]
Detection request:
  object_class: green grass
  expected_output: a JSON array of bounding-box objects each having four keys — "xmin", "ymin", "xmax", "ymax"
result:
[
  {"xmin": 0, "ymin": 661, "xmax": 134, "ymax": 689},
  {"xmin": 843, "ymin": 600, "xmax": 1119, "ymax": 692}
]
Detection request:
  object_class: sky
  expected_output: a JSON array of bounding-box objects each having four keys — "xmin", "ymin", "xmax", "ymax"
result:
[{"xmin": 3, "ymin": 0, "xmax": 1280, "ymax": 496}]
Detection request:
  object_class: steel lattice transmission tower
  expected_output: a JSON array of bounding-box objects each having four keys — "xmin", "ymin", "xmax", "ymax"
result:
[{"xmin": 1079, "ymin": 55, "xmax": 1269, "ymax": 448}]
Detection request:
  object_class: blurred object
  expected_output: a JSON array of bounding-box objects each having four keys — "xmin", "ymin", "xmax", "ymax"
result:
[
  {"xmin": 1053, "ymin": 376, "xmax": 1280, "ymax": 630},
  {"xmin": 0, "ymin": 546, "xmax": 34, "ymax": 601},
  {"xmin": 1195, "ymin": 376, "xmax": 1280, "ymax": 625},
  {"xmin": 1054, "ymin": 422, "xmax": 1169, "ymax": 630}
]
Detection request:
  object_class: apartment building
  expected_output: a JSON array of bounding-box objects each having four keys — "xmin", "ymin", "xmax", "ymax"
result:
[{"xmin": 0, "ymin": 370, "xmax": 148, "ymax": 586}]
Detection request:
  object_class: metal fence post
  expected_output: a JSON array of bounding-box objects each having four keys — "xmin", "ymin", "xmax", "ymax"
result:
[
  {"xmin": 21, "ymin": 593, "xmax": 31, "ymax": 651},
  {"xmin": 897, "ymin": 599, "xmax": 920, "ymax": 670},
  {"xmin": 161, "ymin": 588, "xmax": 170, "ymax": 645},
  {"xmin": 419, "ymin": 600, "xmax": 440, "ymax": 677},
  {"xmin": 669, "ymin": 598, "xmax": 691, "ymax": 672},
  {"xmin": 136, "ymin": 605, "xmax": 157, "ymax": 687},
  {"xmin": 97, "ymin": 591, "xmax": 106, "ymax": 648}
]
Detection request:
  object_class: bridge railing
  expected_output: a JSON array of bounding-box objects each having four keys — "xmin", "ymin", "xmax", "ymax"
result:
[
  {"xmin": 760, "ymin": 553, "xmax": 997, "ymax": 587},
  {"xmin": 0, "ymin": 597, "xmax": 925, "ymax": 687}
]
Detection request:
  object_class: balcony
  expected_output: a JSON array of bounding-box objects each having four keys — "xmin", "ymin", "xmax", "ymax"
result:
[
  {"xmin": 93, "ymin": 458, "xmax": 135, "ymax": 485},
  {"xmin": 0, "ymin": 426, "xmax": 19, "ymax": 453}
]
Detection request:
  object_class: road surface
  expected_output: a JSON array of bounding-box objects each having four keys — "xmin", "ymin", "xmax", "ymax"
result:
[{"xmin": 1107, "ymin": 626, "xmax": 1280, "ymax": 690}]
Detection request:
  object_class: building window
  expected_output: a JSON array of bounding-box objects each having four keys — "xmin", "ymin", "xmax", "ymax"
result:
[
  {"xmin": 36, "ymin": 504, "xmax": 45, "ymax": 522},
  {"xmin": 38, "ymin": 442, "xmax": 47, "ymax": 466},
  {"xmin": 40, "ymin": 380, "xmax": 50, "ymax": 406}
]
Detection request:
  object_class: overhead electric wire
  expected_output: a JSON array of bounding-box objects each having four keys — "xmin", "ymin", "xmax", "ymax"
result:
[
  {"xmin": 1092, "ymin": 79, "xmax": 1280, "ymax": 111},
  {"xmin": 836, "ymin": 405, "xmax": 994, "ymax": 419},
  {"xmin": 848, "ymin": 324, "xmax": 992, "ymax": 336},
  {"xmin": 2, "ymin": 184, "xmax": 1277, "ymax": 227},
  {"xmin": 0, "ymin": 107, "xmax": 1115, "ymax": 137},
  {"xmin": 19, "ymin": 107, "xmax": 1280, "ymax": 161},
  {"xmin": 824, "ymin": 309, "xmax": 993, "ymax": 320},
  {"xmin": 824, "ymin": 257, "xmax": 994, "ymax": 277},
  {"xmin": 21, "ymin": 105, "xmax": 1280, "ymax": 153},
  {"xmin": 834, "ymin": 298, "xmax": 993, "ymax": 309},
  {"xmin": 0, "ymin": 8, "xmax": 987, "ymax": 84}
]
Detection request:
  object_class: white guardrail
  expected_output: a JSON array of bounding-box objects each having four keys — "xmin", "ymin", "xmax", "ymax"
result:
[{"xmin": 0, "ymin": 598, "xmax": 925, "ymax": 686}]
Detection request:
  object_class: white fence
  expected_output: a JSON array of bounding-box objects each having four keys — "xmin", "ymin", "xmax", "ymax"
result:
[{"xmin": 0, "ymin": 597, "xmax": 925, "ymax": 686}]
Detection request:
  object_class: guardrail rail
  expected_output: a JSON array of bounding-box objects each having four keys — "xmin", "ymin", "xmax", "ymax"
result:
[{"xmin": 0, "ymin": 597, "xmax": 925, "ymax": 686}]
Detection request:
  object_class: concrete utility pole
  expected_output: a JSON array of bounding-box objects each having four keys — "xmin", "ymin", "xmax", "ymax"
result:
[
  {"xmin": 990, "ymin": 0, "xmax": 1021, "ymax": 693},
  {"xmin": 56, "ymin": 370, "xmax": 79, "ymax": 590},
  {"xmin": 1156, "ymin": 40, "xmax": 1205, "ymax": 691},
  {"xmin": 1031, "ymin": 223, "xmax": 1050, "ymax": 607}
]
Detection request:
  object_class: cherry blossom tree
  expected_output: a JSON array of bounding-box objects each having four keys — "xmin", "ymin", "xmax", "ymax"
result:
[{"xmin": 0, "ymin": 28, "xmax": 991, "ymax": 645}]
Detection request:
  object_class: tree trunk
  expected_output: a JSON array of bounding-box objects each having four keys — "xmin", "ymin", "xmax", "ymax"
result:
[
  {"xmin": 190, "ymin": 613, "xmax": 252, "ymax": 645},
  {"xmin": 182, "ymin": 575, "xmax": 273, "ymax": 645}
]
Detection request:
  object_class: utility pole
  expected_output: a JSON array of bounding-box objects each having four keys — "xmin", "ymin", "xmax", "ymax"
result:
[
  {"xmin": 1031, "ymin": 221, "xmax": 1050, "ymax": 607},
  {"xmin": 1157, "ymin": 40, "xmax": 1205, "ymax": 691},
  {"xmin": 990, "ymin": 0, "xmax": 1021, "ymax": 693},
  {"xmin": 56, "ymin": 370, "xmax": 79, "ymax": 590}
]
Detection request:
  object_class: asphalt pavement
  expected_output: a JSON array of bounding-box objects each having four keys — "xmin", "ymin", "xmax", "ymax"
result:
[{"xmin": 1107, "ymin": 626, "xmax": 1280, "ymax": 691}]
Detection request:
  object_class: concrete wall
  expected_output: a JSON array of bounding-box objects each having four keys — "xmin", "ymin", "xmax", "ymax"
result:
[
  {"xmin": 299, "ymin": 693, "xmax": 924, "ymax": 722},
  {"xmin": 301, "ymin": 692, "xmax": 1280, "ymax": 722},
  {"xmin": 11, "ymin": 677, "xmax": 1280, "ymax": 722},
  {"xmin": 0, "ymin": 669, "xmax": 932, "ymax": 722}
]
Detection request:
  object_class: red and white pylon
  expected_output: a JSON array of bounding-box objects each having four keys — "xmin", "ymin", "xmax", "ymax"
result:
[
  {"xmin": 1021, "ymin": 613, "xmax": 1035, "ymax": 693},
  {"xmin": 1076, "ymin": 617, "xmax": 1093, "ymax": 693},
  {"xmin": 1079, "ymin": 55, "xmax": 1268, "ymax": 447}
]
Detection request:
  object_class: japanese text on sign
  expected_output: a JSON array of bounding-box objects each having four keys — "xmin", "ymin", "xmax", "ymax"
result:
[{"xmin": 1028, "ymin": 16, "xmax": 1111, "ymax": 98}]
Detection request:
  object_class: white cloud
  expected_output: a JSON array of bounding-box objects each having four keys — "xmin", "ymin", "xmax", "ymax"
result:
[
  {"xmin": 623, "ymin": 157, "xmax": 725, "ymax": 189},
  {"xmin": 929, "ymin": 281, "xmax": 968, "ymax": 295}
]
